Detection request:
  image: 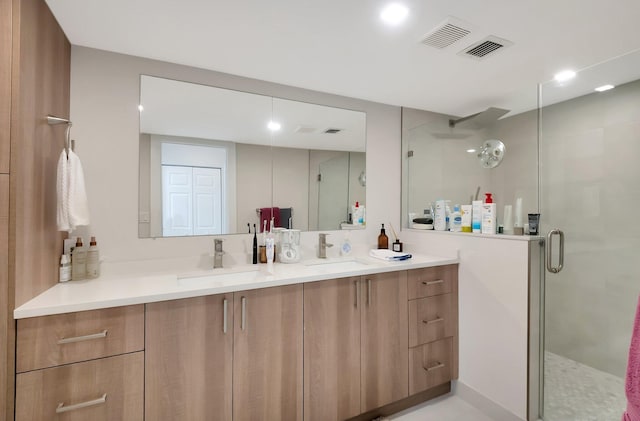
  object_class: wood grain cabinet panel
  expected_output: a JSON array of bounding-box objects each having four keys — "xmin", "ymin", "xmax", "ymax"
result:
[
  {"xmin": 0, "ymin": 0, "xmax": 10, "ymax": 173},
  {"xmin": 408, "ymin": 293, "xmax": 455, "ymax": 348},
  {"xmin": 361, "ymin": 271, "xmax": 409, "ymax": 412},
  {"xmin": 407, "ymin": 265, "xmax": 457, "ymax": 300},
  {"xmin": 409, "ymin": 338, "xmax": 453, "ymax": 395},
  {"xmin": 304, "ymin": 277, "xmax": 361, "ymax": 421},
  {"xmin": 234, "ymin": 284, "xmax": 304, "ymax": 421},
  {"xmin": 16, "ymin": 305, "xmax": 144, "ymax": 372},
  {"xmin": 15, "ymin": 352, "xmax": 144, "ymax": 421},
  {"xmin": 145, "ymin": 294, "xmax": 233, "ymax": 421}
]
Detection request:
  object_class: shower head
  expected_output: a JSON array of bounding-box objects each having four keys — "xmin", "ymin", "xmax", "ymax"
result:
[{"xmin": 449, "ymin": 107, "xmax": 510, "ymax": 129}]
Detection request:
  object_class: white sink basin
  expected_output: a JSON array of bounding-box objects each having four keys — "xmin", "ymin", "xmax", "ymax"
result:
[
  {"xmin": 177, "ymin": 269, "xmax": 265, "ymax": 287},
  {"xmin": 304, "ymin": 259, "xmax": 370, "ymax": 272}
]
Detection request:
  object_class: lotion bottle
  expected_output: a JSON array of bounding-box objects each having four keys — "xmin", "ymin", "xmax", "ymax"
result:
[
  {"xmin": 341, "ymin": 232, "xmax": 353, "ymax": 256},
  {"xmin": 481, "ymin": 193, "xmax": 497, "ymax": 234},
  {"xmin": 71, "ymin": 237, "xmax": 87, "ymax": 281},
  {"xmin": 86, "ymin": 236, "xmax": 100, "ymax": 279}
]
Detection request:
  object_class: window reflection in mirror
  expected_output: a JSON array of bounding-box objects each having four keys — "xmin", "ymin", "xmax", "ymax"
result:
[{"xmin": 138, "ymin": 75, "xmax": 366, "ymax": 237}]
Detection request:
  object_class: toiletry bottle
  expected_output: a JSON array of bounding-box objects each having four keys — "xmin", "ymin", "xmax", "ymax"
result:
[
  {"xmin": 434, "ymin": 200, "xmax": 446, "ymax": 231},
  {"xmin": 352, "ymin": 202, "xmax": 360, "ymax": 225},
  {"xmin": 392, "ymin": 239, "xmax": 403, "ymax": 252},
  {"xmin": 341, "ymin": 232, "xmax": 352, "ymax": 256},
  {"xmin": 86, "ymin": 236, "xmax": 100, "ymax": 279},
  {"xmin": 59, "ymin": 254, "xmax": 71, "ymax": 283},
  {"xmin": 451, "ymin": 205, "xmax": 462, "ymax": 232},
  {"xmin": 378, "ymin": 224, "xmax": 389, "ymax": 249},
  {"xmin": 481, "ymin": 193, "xmax": 497, "ymax": 234},
  {"xmin": 71, "ymin": 237, "xmax": 87, "ymax": 281},
  {"xmin": 461, "ymin": 204, "xmax": 472, "ymax": 232},
  {"xmin": 472, "ymin": 200, "xmax": 483, "ymax": 233}
]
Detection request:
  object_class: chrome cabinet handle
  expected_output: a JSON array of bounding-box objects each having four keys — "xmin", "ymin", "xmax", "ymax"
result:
[
  {"xmin": 241, "ymin": 296, "xmax": 246, "ymax": 331},
  {"xmin": 223, "ymin": 298, "xmax": 228, "ymax": 334},
  {"xmin": 422, "ymin": 317, "xmax": 444, "ymax": 325},
  {"xmin": 367, "ymin": 279, "xmax": 372, "ymax": 306},
  {"xmin": 546, "ymin": 229, "xmax": 565, "ymax": 274},
  {"xmin": 57, "ymin": 330, "xmax": 108, "ymax": 345},
  {"xmin": 422, "ymin": 279, "xmax": 444, "ymax": 286},
  {"xmin": 56, "ymin": 393, "xmax": 107, "ymax": 413},
  {"xmin": 424, "ymin": 362, "xmax": 445, "ymax": 372}
]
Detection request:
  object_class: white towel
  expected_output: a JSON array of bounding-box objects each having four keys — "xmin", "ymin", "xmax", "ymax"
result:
[
  {"xmin": 369, "ymin": 249, "xmax": 412, "ymax": 261},
  {"xmin": 56, "ymin": 149, "xmax": 90, "ymax": 232}
]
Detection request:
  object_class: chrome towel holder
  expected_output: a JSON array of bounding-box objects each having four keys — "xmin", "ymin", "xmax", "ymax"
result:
[{"xmin": 47, "ymin": 114, "xmax": 74, "ymax": 157}]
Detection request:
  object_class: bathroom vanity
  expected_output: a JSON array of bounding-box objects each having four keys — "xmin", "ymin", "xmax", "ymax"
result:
[{"xmin": 13, "ymin": 256, "xmax": 458, "ymax": 421}]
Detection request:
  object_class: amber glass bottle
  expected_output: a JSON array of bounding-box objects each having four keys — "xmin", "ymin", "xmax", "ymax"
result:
[{"xmin": 377, "ymin": 224, "xmax": 389, "ymax": 249}]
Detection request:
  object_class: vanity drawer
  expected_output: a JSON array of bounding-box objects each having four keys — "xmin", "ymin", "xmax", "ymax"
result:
[
  {"xmin": 409, "ymin": 337, "xmax": 453, "ymax": 395},
  {"xmin": 408, "ymin": 293, "xmax": 455, "ymax": 347},
  {"xmin": 15, "ymin": 352, "xmax": 144, "ymax": 421},
  {"xmin": 17, "ymin": 305, "xmax": 144, "ymax": 372},
  {"xmin": 407, "ymin": 265, "xmax": 457, "ymax": 300}
]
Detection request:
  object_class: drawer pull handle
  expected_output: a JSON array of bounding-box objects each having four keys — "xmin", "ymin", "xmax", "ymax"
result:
[
  {"xmin": 57, "ymin": 330, "xmax": 108, "ymax": 345},
  {"xmin": 422, "ymin": 279, "xmax": 444, "ymax": 286},
  {"xmin": 425, "ymin": 362, "xmax": 445, "ymax": 372},
  {"xmin": 56, "ymin": 393, "xmax": 107, "ymax": 413},
  {"xmin": 223, "ymin": 298, "xmax": 228, "ymax": 334},
  {"xmin": 423, "ymin": 317, "xmax": 444, "ymax": 325}
]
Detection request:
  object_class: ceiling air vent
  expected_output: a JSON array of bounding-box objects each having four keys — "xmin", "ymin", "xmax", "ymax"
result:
[
  {"xmin": 459, "ymin": 36, "xmax": 513, "ymax": 60},
  {"xmin": 421, "ymin": 17, "xmax": 472, "ymax": 49},
  {"xmin": 323, "ymin": 128, "xmax": 342, "ymax": 134}
]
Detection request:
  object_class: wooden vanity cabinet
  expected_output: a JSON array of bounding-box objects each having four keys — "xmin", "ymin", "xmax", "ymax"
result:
[
  {"xmin": 360, "ymin": 271, "xmax": 409, "ymax": 412},
  {"xmin": 14, "ymin": 305, "xmax": 145, "ymax": 421},
  {"xmin": 407, "ymin": 265, "xmax": 459, "ymax": 395},
  {"xmin": 144, "ymin": 284, "xmax": 303, "ymax": 421},
  {"xmin": 303, "ymin": 277, "xmax": 362, "ymax": 421},
  {"xmin": 303, "ymin": 271, "xmax": 409, "ymax": 420},
  {"xmin": 233, "ymin": 284, "xmax": 304, "ymax": 421},
  {"xmin": 145, "ymin": 294, "xmax": 233, "ymax": 421}
]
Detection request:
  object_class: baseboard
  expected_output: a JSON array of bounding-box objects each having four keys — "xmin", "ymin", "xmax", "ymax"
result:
[
  {"xmin": 454, "ymin": 381, "xmax": 525, "ymax": 421},
  {"xmin": 346, "ymin": 383, "xmax": 451, "ymax": 421}
]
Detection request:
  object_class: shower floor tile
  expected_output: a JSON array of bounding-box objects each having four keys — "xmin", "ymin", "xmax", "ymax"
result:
[{"xmin": 544, "ymin": 351, "xmax": 626, "ymax": 421}]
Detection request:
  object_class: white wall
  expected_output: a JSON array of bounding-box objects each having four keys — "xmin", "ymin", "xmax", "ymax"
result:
[
  {"xmin": 402, "ymin": 230, "xmax": 537, "ymax": 421},
  {"xmin": 70, "ymin": 46, "xmax": 400, "ymax": 266}
]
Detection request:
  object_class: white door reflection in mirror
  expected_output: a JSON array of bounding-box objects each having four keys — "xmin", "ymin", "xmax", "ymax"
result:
[{"xmin": 158, "ymin": 143, "xmax": 226, "ymax": 237}]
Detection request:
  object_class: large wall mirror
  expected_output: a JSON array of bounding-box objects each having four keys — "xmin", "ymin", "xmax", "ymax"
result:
[{"xmin": 138, "ymin": 76, "xmax": 366, "ymax": 237}]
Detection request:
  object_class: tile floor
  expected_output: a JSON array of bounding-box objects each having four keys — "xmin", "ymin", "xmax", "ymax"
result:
[
  {"xmin": 543, "ymin": 351, "xmax": 626, "ymax": 421},
  {"xmin": 391, "ymin": 394, "xmax": 496, "ymax": 421}
]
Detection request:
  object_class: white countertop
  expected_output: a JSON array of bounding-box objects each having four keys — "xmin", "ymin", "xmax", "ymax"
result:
[{"xmin": 14, "ymin": 253, "xmax": 458, "ymax": 319}]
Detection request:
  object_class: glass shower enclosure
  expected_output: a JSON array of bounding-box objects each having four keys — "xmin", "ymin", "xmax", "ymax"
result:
[{"xmin": 539, "ymin": 49, "xmax": 640, "ymax": 421}]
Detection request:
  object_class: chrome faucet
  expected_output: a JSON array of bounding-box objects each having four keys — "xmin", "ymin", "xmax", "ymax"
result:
[
  {"xmin": 213, "ymin": 239, "xmax": 225, "ymax": 268},
  {"xmin": 318, "ymin": 233, "xmax": 333, "ymax": 258}
]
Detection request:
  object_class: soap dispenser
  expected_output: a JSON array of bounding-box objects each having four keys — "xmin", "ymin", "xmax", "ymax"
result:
[{"xmin": 377, "ymin": 224, "xmax": 389, "ymax": 249}]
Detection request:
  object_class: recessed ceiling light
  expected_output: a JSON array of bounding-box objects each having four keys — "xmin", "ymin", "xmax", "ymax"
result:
[
  {"xmin": 267, "ymin": 121, "xmax": 281, "ymax": 131},
  {"xmin": 554, "ymin": 70, "xmax": 576, "ymax": 83},
  {"xmin": 138, "ymin": 104, "xmax": 144, "ymax": 112},
  {"xmin": 595, "ymin": 84, "xmax": 615, "ymax": 92},
  {"xmin": 380, "ymin": 3, "xmax": 409, "ymax": 26},
  {"xmin": 466, "ymin": 148, "xmax": 477, "ymax": 153}
]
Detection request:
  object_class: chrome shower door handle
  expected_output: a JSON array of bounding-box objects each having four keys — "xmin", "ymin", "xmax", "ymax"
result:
[{"xmin": 546, "ymin": 229, "xmax": 565, "ymax": 273}]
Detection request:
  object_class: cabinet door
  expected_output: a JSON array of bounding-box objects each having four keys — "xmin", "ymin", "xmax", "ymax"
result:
[
  {"xmin": 15, "ymin": 352, "xmax": 143, "ymax": 421},
  {"xmin": 145, "ymin": 294, "xmax": 233, "ymax": 421},
  {"xmin": 0, "ymin": 0, "xmax": 9, "ymax": 173},
  {"xmin": 361, "ymin": 271, "xmax": 409, "ymax": 412},
  {"xmin": 234, "ymin": 284, "xmax": 303, "ymax": 421},
  {"xmin": 304, "ymin": 277, "xmax": 361, "ymax": 421}
]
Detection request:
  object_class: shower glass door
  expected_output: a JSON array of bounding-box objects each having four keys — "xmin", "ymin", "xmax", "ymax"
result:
[{"xmin": 539, "ymin": 50, "xmax": 640, "ymax": 421}]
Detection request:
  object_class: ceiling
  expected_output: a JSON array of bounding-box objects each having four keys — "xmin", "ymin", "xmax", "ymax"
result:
[{"xmin": 45, "ymin": 0, "xmax": 640, "ymax": 118}]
